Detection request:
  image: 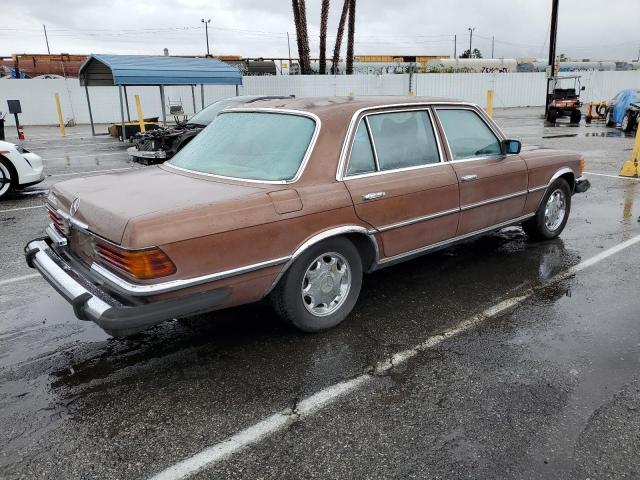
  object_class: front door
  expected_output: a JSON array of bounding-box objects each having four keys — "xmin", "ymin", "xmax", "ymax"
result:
[
  {"xmin": 435, "ymin": 107, "xmax": 528, "ymax": 235},
  {"xmin": 343, "ymin": 109, "xmax": 459, "ymax": 258}
]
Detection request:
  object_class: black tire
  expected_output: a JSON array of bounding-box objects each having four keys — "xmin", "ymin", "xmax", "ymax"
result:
[
  {"xmin": 523, "ymin": 178, "xmax": 572, "ymax": 241},
  {"xmin": 0, "ymin": 157, "xmax": 16, "ymax": 200},
  {"xmin": 605, "ymin": 109, "xmax": 615, "ymax": 127},
  {"xmin": 585, "ymin": 115, "xmax": 592, "ymax": 124},
  {"xmin": 621, "ymin": 112, "xmax": 634, "ymax": 133},
  {"xmin": 570, "ymin": 109, "xmax": 581, "ymax": 124},
  {"xmin": 546, "ymin": 108, "xmax": 558, "ymax": 123},
  {"xmin": 269, "ymin": 237, "xmax": 363, "ymax": 333}
]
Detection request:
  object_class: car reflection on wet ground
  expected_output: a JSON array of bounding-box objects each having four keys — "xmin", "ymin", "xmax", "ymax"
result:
[{"xmin": 1, "ymin": 108, "xmax": 639, "ymax": 479}]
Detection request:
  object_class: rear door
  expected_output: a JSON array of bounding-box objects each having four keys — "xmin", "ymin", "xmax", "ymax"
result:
[
  {"xmin": 342, "ymin": 108, "xmax": 459, "ymax": 259},
  {"xmin": 435, "ymin": 107, "xmax": 528, "ymax": 235}
]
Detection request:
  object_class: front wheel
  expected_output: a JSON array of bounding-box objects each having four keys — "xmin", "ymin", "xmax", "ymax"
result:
[
  {"xmin": 523, "ymin": 178, "xmax": 572, "ymax": 241},
  {"xmin": 0, "ymin": 158, "xmax": 15, "ymax": 200},
  {"xmin": 270, "ymin": 237, "xmax": 363, "ymax": 333},
  {"xmin": 621, "ymin": 112, "xmax": 634, "ymax": 133}
]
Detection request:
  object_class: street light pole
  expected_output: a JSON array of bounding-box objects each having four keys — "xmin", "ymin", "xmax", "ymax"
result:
[
  {"xmin": 545, "ymin": 0, "xmax": 560, "ymax": 115},
  {"xmin": 201, "ymin": 18, "xmax": 211, "ymax": 56},
  {"xmin": 468, "ymin": 27, "xmax": 475, "ymax": 58}
]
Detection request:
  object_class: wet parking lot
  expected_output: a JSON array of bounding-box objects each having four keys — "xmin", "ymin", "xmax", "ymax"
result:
[{"xmin": 1, "ymin": 108, "xmax": 639, "ymax": 479}]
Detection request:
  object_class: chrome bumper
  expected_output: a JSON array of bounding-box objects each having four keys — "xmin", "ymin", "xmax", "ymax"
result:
[
  {"xmin": 126, "ymin": 146, "xmax": 167, "ymax": 159},
  {"xmin": 24, "ymin": 238, "xmax": 229, "ymax": 337},
  {"xmin": 574, "ymin": 176, "xmax": 591, "ymax": 194}
]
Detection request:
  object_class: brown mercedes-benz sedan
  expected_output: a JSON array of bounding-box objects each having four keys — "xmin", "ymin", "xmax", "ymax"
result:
[{"xmin": 25, "ymin": 96, "xmax": 590, "ymax": 337}]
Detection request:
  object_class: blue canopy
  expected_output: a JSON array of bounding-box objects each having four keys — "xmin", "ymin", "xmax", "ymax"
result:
[{"xmin": 79, "ymin": 54, "xmax": 242, "ymax": 86}]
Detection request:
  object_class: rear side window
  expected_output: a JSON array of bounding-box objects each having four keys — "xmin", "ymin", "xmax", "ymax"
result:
[
  {"xmin": 347, "ymin": 120, "xmax": 376, "ymax": 175},
  {"xmin": 367, "ymin": 111, "xmax": 440, "ymax": 170},
  {"xmin": 437, "ymin": 109, "xmax": 502, "ymax": 160}
]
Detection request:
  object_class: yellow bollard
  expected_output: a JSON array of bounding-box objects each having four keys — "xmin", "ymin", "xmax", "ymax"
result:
[
  {"xmin": 619, "ymin": 124, "xmax": 640, "ymax": 177},
  {"xmin": 54, "ymin": 93, "xmax": 65, "ymax": 137},
  {"xmin": 134, "ymin": 94, "xmax": 146, "ymax": 133},
  {"xmin": 486, "ymin": 89, "xmax": 494, "ymax": 118}
]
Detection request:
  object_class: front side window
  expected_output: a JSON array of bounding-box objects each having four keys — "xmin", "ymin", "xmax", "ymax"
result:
[
  {"xmin": 437, "ymin": 109, "xmax": 502, "ymax": 160},
  {"xmin": 367, "ymin": 111, "xmax": 440, "ymax": 170},
  {"xmin": 169, "ymin": 112, "xmax": 316, "ymax": 182}
]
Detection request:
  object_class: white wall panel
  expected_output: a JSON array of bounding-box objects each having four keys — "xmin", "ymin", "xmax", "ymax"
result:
[{"xmin": 1, "ymin": 71, "xmax": 639, "ymax": 126}]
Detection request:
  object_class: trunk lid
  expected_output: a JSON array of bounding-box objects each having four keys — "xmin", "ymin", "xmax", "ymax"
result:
[{"xmin": 50, "ymin": 166, "xmax": 266, "ymax": 244}]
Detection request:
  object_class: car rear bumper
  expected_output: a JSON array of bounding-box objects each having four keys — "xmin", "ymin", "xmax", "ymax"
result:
[
  {"xmin": 126, "ymin": 146, "xmax": 167, "ymax": 159},
  {"xmin": 24, "ymin": 238, "xmax": 229, "ymax": 337}
]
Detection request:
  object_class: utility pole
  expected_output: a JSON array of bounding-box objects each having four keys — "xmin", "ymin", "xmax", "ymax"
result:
[
  {"xmin": 491, "ymin": 36, "xmax": 495, "ymax": 58},
  {"xmin": 468, "ymin": 27, "xmax": 475, "ymax": 58},
  {"xmin": 453, "ymin": 34, "xmax": 457, "ymax": 58},
  {"xmin": 287, "ymin": 32, "xmax": 292, "ymax": 63},
  {"xmin": 545, "ymin": 0, "xmax": 560, "ymax": 115},
  {"xmin": 201, "ymin": 18, "xmax": 211, "ymax": 56},
  {"xmin": 43, "ymin": 24, "xmax": 50, "ymax": 54}
]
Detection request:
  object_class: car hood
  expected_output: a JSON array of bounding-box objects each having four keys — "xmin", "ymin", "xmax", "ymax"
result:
[{"xmin": 49, "ymin": 166, "xmax": 269, "ymax": 246}]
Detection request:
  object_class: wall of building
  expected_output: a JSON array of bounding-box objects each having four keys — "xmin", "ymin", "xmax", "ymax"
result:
[{"xmin": 1, "ymin": 70, "xmax": 639, "ymax": 126}]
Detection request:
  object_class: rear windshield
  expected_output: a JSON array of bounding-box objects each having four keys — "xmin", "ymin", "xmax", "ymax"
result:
[{"xmin": 169, "ymin": 112, "xmax": 316, "ymax": 182}]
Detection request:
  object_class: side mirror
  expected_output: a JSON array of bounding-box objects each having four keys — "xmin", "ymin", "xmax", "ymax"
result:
[
  {"xmin": 503, "ymin": 139, "xmax": 521, "ymax": 155},
  {"xmin": 581, "ymin": 86, "xmax": 586, "ymax": 91}
]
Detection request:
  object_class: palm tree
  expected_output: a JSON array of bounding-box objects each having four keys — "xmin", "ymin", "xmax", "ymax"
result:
[
  {"xmin": 319, "ymin": 0, "xmax": 330, "ymax": 74},
  {"xmin": 291, "ymin": 0, "xmax": 311, "ymax": 74},
  {"xmin": 346, "ymin": 0, "xmax": 356, "ymax": 75},
  {"xmin": 331, "ymin": 0, "xmax": 350, "ymax": 74}
]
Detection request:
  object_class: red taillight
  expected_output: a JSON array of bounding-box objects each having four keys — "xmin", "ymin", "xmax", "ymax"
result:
[
  {"xmin": 94, "ymin": 241, "xmax": 176, "ymax": 280},
  {"xmin": 47, "ymin": 207, "xmax": 65, "ymax": 233}
]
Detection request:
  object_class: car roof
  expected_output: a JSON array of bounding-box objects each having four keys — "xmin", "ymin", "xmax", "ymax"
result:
[{"xmin": 231, "ymin": 96, "xmax": 465, "ymax": 123}]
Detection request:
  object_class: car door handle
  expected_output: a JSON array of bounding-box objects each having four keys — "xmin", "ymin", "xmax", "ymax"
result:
[
  {"xmin": 460, "ymin": 174, "xmax": 479, "ymax": 182},
  {"xmin": 362, "ymin": 191, "xmax": 386, "ymax": 201}
]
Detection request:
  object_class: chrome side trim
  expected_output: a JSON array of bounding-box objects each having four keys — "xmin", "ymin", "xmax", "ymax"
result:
[
  {"xmin": 265, "ymin": 225, "xmax": 380, "ymax": 294},
  {"xmin": 91, "ymin": 256, "xmax": 291, "ymax": 296},
  {"xmin": 548, "ymin": 167, "xmax": 575, "ymax": 185},
  {"xmin": 377, "ymin": 207, "xmax": 460, "ymax": 232},
  {"xmin": 46, "ymin": 223, "xmax": 68, "ymax": 247},
  {"xmin": 374, "ymin": 213, "xmax": 535, "ymax": 268},
  {"xmin": 527, "ymin": 185, "xmax": 548, "ymax": 193},
  {"xmin": 165, "ymin": 108, "xmax": 321, "ymax": 185},
  {"xmin": 460, "ymin": 190, "xmax": 528, "ymax": 211}
]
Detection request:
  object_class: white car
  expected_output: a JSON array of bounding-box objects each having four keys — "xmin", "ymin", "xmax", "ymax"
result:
[{"xmin": 0, "ymin": 140, "xmax": 45, "ymax": 199}]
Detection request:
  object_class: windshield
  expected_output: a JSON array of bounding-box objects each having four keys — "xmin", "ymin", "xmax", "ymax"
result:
[
  {"xmin": 187, "ymin": 98, "xmax": 245, "ymax": 126},
  {"xmin": 169, "ymin": 111, "xmax": 316, "ymax": 182}
]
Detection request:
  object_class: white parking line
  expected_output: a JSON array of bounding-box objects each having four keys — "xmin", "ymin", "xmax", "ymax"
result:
[
  {"xmin": 0, "ymin": 273, "xmax": 41, "ymax": 287},
  {"xmin": 585, "ymin": 171, "xmax": 640, "ymax": 181},
  {"xmin": 0, "ymin": 204, "xmax": 45, "ymax": 213},
  {"xmin": 48, "ymin": 167, "xmax": 134, "ymax": 177},
  {"xmin": 148, "ymin": 233, "xmax": 640, "ymax": 480},
  {"xmin": 43, "ymin": 151, "xmax": 127, "ymax": 161}
]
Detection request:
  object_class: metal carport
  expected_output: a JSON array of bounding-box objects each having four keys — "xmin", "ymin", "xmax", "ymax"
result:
[{"xmin": 78, "ymin": 54, "xmax": 242, "ymax": 139}]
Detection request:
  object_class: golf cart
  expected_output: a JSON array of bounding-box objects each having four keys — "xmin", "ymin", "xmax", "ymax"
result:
[{"xmin": 546, "ymin": 76, "xmax": 585, "ymax": 124}]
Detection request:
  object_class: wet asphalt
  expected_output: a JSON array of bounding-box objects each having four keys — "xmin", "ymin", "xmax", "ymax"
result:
[{"xmin": 0, "ymin": 109, "xmax": 639, "ymax": 479}]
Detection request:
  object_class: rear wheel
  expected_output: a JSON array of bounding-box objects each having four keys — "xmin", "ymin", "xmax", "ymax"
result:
[
  {"xmin": 0, "ymin": 158, "xmax": 15, "ymax": 200},
  {"xmin": 270, "ymin": 237, "xmax": 363, "ymax": 332},
  {"xmin": 523, "ymin": 178, "xmax": 572, "ymax": 241}
]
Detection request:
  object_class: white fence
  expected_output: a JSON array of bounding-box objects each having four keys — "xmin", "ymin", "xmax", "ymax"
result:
[{"xmin": 1, "ymin": 70, "xmax": 639, "ymax": 126}]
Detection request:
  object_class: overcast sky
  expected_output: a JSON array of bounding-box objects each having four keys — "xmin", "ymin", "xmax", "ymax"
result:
[{"xmin": 3, "ymin": 0, "xmax": 639, "ymax": 61}]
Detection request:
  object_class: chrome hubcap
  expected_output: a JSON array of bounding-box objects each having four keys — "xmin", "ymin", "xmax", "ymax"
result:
[
  {"xmin": 544, "ymin": 189, "xmax": 566, "ymax": 231},
  {"xmin": 301, "ymin": 252, "xmax": 351, "ymax": 317}
]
